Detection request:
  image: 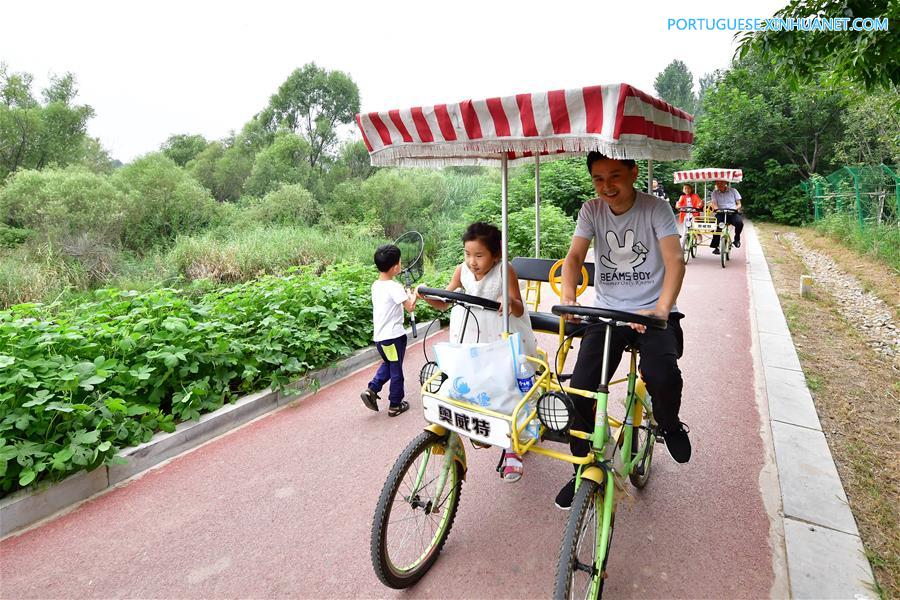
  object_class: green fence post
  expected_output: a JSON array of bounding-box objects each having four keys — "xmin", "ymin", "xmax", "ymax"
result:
[
  {"xmin": 844, "ymin": 167, "xmax": 863, "ymax": 227},
  {"xmin": 881, "ymin": 164, "xmax": 899, "ymax": 217}
]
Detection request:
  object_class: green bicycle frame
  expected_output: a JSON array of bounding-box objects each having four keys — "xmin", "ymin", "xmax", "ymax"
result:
[
  {"xmin": 574, "ymin": 322, "xmax": 653, "ymax": 598},
  {"xmin": 412, "ymin": 433, "xmax": 461, "ymax": 510}
]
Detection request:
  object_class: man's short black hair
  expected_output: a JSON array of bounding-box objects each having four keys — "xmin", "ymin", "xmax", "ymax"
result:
[
  {"xmin": 374, "ymin": 244, "xmax": 401, "ymax": 273},
  {"xmin": 586, "ymin": 151, "xmax": 636, "ymax": 173}
]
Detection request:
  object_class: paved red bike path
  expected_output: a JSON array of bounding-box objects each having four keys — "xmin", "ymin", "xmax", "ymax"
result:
[{"xmin": 0, "ymin": 241, "xmax": 774, "ymax": 599}]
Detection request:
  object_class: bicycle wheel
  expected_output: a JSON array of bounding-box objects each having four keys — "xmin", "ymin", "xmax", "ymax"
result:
[
  {"xmin": 720, "ymin": 233, "xmax": 727, "ymax": 268},
  {"xmin": 725, "ymin": 234, "xmax": 732, "ymax": 261},
  {"xmin": 690, "ymin": 237, "xmax": 698, "ymax": 258},
  {"xmin": 554, "ymin": 478, "xmax": 615, "ymax": 600},
  {"xmin": 681, "ymin": 233, "xmax": 691, "ymax": 265},
  {"xmin": 371, "ymin": 430, "xmax": 463, "ymax": 588},
  {"xmin": 629, "ymin": 399, "xmax": 656, "ymax": 489}
]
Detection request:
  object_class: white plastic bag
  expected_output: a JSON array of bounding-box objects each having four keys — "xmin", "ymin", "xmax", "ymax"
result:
[{"xmin": 433, "ymin": 333, "xmax": 537, "ymax": 441}]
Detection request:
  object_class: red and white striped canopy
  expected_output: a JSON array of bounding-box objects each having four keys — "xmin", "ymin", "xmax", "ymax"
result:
[
  {"xmin": 355, "ymin": 84, "xmax": 693, "ymax": 167},
  {"xmin": 674, "ymin": 168, "xmax": 743, "ymax": 184}
]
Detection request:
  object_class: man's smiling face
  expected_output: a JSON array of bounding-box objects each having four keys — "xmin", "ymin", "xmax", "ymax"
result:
[{"xmin": 590, "ymin": 159, "xmax": 639, "ymax": 213}]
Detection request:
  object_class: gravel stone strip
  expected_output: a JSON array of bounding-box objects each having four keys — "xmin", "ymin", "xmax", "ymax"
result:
[{"xmin": 779, "ymin": 232, "xmax": 899, "ymax": 361}]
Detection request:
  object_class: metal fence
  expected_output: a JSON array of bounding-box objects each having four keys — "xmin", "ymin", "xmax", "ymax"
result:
[
  {"xmin": 801, "ymin": 165, "xmax": 899, "ymax": 265},
  {"xmin": 803, "ymin": 164, "xmax": 899, "ymax": 225}
]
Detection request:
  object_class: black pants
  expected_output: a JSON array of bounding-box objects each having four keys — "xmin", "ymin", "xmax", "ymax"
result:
[
  {"xmin": 568, "ymin": 313, "xmax": 684, "ymax": 460},
  {"xmin": 710, "ymin": 212, "xmax": 743, "ymax": 248},
  {"xmin": 369, "ymin": 334, "xmax": 407, "ymax": 405}
]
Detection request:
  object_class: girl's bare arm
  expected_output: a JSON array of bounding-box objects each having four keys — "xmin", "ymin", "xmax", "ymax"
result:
[{"xmin": 416, "ymin": 265, "xmax": 462, "ymax": 311}]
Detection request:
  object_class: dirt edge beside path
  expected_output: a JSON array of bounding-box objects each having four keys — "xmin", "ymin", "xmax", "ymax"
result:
[{"xmin": 756, "ymin": 222, "xmax": 899, "ymax": 599}]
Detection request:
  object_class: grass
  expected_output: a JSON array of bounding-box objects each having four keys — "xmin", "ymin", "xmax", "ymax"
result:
[
  {"xmin": 0, "ymin": 224, "xmax": 384, "ymax": 307},
  {"xmin": 813, "ymin": 214, "xmax": 900, "ymax": 274},
  {"xmin": 167, "ymin": 224, "xmax": 380, "ymax": 283},
  {"xmin": 756, "ymin": 222, "xmax": 899, "ymax": 598}
]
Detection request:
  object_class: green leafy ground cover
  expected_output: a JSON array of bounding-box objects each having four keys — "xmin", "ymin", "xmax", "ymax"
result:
[{"xmin": 0, "ymin": 262, "xmax": 382, "ymax": 496}]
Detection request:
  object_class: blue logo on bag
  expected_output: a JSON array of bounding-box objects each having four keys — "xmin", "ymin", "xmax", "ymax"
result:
[{"xmin": 449, "ymin": 377, "xmax": 492, "ymax": 406}]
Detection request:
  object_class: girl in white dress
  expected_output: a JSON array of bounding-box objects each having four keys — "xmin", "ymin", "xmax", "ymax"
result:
[{"xmin": 418, "ymin": 222, "xmax": 537, "ymax": 482}]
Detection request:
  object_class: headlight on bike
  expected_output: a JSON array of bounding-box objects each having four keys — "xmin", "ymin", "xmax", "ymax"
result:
[{"xmin": 536, "ymin": 391, "xmax": 574, "ymax": 432}]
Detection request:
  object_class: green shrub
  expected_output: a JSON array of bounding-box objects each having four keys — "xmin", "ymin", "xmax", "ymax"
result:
[
  {"xmin": 323, "ymin": 169, "xmax": 448, "ymax": 238},
  {"xmin": 243, "ymin": 133, "xmax": 313, "ymax": 197},
  {"xmin": 0, "ymin": 224, "xmax": 34, "ymax": 248},
  {"xmin": 0, "ymin": 167, "xmax": 123, "ymax": 247},
  {"xmin": 0, "ymin": 262, "xmax": 378, "ymax": 495},
  {"xmin": 507, "ymin": 204, "xmax": 576, "ymax": 259},
  {"xmin": 186, "ymin": 143, "xmax": 252, "ymax": 202},
  {"xmin": 242, "ymin": 184, "xmax": 320, "ymax": 226},
  {"xmin": 113, "ymin": 153, "xmax": 219, "ymax": 251}
]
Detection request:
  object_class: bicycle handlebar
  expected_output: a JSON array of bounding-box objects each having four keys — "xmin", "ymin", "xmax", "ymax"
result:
[
  {"xmin": 550, "ymin": 305, "xmax": 667, "ymax": 330},
  {"xmin": 416, "ymin": 286, "xmax": 501, "ymax": 311}
]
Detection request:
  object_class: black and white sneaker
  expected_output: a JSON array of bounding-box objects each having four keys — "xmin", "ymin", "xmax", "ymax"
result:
[
  {"xmin": 555, "ymin": 477, "xmax": 577, "ymax": 510},
  {"xmin": 658, "ymin": 422, "xmax": 691, "ymax": 463}
]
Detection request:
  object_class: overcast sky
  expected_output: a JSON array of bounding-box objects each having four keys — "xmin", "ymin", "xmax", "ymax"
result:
[{"xmin": 2, "ymin": 0, "xmax": 786, "ymax": 162}]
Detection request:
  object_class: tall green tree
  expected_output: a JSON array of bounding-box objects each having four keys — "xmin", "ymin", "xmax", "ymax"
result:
[
  {"xmin": 186, "ymin": 141, "xmax": 252, "ymax": 202},
  {"xmin": 243, "ymin": 132, "xmax": 313, "ymax": 197},
  {"xmin": 260, "ymin": 63, "xmax": 360, "ymax": 170},
  {"xmin": 834, "ymin": 88, "xmax": 900, "ymax": 164},
  {"xmin": 738, "ymin": 0, "xmax": 900, "ymax": 90},
  {"xmin": 653, "ymin": 60, "xmax": 697, "ymax": 114},
  {"xmin": 77, "ymin": 136, "xmax": 115, "ymax": 174},
  {"xmin": 693, "ymin": 71, "xmax": 720, "ymax": 118},
  {"xmin": 693, "ymin": 53, "xmax": 847, "ymax": 223},
  {"xmin": 161, "ymin": 134, "xmax": 209, "ymax": 167},
  {"xmin": 0, "ymin": 67, "xmax": 94, "ymax": 179}
]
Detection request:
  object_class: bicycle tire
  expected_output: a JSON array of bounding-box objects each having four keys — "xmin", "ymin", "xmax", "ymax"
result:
[
  {"xmin": 553, "ymin": 479, "xmax": 615, "ymax": 599},
  {"xmin": 690, "ymin": 238, "xmax": 698, "ymax": 258},
  {"xmin": 681, "ymin": 234, "xmax": 691, "ymax": 265},
  {"xmin": 629, "ymin": 398, "xmax": 655, "ymax": 489},
  {"xmin": 720, "ymin": 234, "xmax": 727, "ymax": 269},
  {"xmin": 371, "ymin": 430, "xmax": 463, "ymax": 589}
]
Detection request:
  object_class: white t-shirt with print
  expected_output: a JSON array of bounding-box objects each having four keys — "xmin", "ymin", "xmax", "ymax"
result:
[
  {"xmin": 372, "ymin": 280, "xmax": 408, "ymax": 342},
  {"xmin": 574, "ymin": 190, "xmax": 679, "ymax": 312}
]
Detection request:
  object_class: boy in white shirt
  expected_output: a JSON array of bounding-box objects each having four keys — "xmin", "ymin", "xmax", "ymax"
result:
[{"xmin": 361, "ymin": 244, "xmax": 417, "ymax": 416}]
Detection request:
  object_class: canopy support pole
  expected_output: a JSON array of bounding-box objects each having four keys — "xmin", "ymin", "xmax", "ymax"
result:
[
  {"xmin": 647, "ymin": 160, "xmax": 654, "ymax": 195},
  {"xmin": 535, "ymin": 154, "xmax": 541, "ymax": 258},
  {"xmin": 501, "ymin": 153, "xmax": 510, "ymax": 334}
]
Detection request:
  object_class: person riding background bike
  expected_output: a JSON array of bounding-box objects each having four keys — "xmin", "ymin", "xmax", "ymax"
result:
[
  {"xmin": 651, "ymin": 178, "xmax": 668, "ymax": 203},
  {"xmin": 709, "ymin": 179, "xmax": 744, "ymax": 253},
  {"xmin": 555, "ymin": 152, "xmax": 691, "ymax": 510},
  {"xmin": 675, "ymin": 183, "xmax": 703, "ymax": 241}
]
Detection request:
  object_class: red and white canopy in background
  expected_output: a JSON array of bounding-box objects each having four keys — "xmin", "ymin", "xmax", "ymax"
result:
[
  {"xmin": 674, "ymin": 168, "xmax": 743, "ymax": 184},
  {"xmin": 355, "ymin": 83, "xmax": 693, "ymax": 167}
]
